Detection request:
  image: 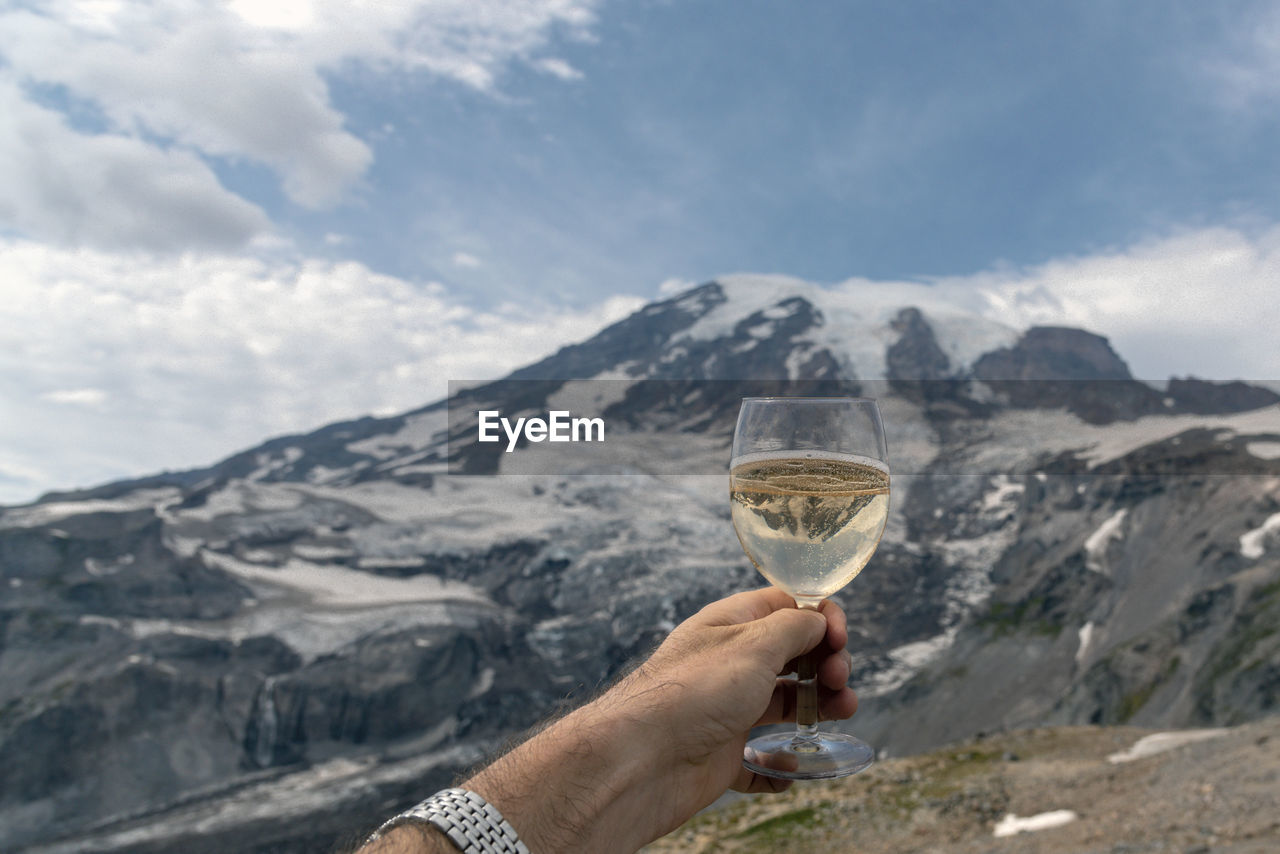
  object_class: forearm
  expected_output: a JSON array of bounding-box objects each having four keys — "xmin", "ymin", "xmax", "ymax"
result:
[
  {"xmin": 465, "ymin": 688, "xmax": 664, "ymax": 854},
  {"xmin": 357, "ymin": 688, "xmax": 663, "ymax": 854}
]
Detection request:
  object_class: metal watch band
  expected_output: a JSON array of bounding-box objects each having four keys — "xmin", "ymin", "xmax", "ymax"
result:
[{"xmin": 368, "ymin": 788, "xmax": 531, "ymax": 854}]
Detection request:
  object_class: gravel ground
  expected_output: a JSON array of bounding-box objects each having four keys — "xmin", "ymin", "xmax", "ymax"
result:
[{"xmin": 643, "ymin": 716, "xmax": 1280, "ymax": 853}]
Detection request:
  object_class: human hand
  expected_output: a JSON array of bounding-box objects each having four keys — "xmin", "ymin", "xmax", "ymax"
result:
[
  {"xmin": 389, "ymin": 588, "xmax": 858, "ymax": 854},
  {"xmin": 616, "ymin": 587, "xmax": 858, "ymax": 812}
]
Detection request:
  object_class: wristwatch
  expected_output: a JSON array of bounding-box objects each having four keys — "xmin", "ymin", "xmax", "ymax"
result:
[{"xmin": 368, "ymin": 788, "xmax": 530, "ymax": 854}]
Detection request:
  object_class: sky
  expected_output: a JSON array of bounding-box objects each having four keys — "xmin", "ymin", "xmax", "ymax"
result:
[{"xmin": 2, "ymin": 0, "xmax": 1280, "ymax": 504}]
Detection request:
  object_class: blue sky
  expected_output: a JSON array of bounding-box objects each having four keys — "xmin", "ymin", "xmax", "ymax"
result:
[
  {"xmin": 323, "ymin": 1, "xmax": 1280, "ymax": 297},
  {"xmin": 272, "ymin": 1, "xmax": 1280, "ymax": 301},
  {"xmin": 2, "ymin": 0, "xmax": 1279, "ymax": 502}
]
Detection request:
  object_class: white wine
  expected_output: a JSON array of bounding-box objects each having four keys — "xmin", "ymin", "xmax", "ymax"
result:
[{"xmin": 730, "ymin": 453, "xmax": 889, "ymax": 604}]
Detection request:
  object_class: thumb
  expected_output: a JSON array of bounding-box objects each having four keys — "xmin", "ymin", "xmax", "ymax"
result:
[{"xmin": 749, "ymin": 607, "xmax": 827, "ymax": 673}]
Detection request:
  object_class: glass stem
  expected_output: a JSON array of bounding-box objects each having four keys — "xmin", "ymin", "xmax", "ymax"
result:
[
  {"xmin": 795, "ymin": 600, "xmax": 820, "ymax": 743},
  {"xmin": 796, "ymin": 649, "xmax": 819, "ymax": 738}
]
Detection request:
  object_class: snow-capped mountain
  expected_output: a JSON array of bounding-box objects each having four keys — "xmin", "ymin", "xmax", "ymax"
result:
[{"xmin": 2, "ymin": 278, "xmax": 1278, "ymax": 853}]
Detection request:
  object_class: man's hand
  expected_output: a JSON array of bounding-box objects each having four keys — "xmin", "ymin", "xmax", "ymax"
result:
[
  {"xmin": 612, "ymin": 588, "xmax": 858, "ymax": 812},
  {"xmin": 363, "ymin": 588, "xmax": 859, "ymax": 854}
]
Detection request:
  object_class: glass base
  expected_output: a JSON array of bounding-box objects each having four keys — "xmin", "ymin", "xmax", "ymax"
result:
[{"xmin": 743, "ymin": 731, "xmax": 875, "ymax": 781}]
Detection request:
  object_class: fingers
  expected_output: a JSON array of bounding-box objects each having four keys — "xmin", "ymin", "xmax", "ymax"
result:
[
  {"xmin": 695, "ymin": 590, "xmax": 851, "ymax": 659},
  {"xmin": 690, "ymin": 590, "xmax": 854, "ymax": 687},
  {"xmin": 753, "ymin": 682, "xmax": 860, "ymax": 727},
  {"xmin": 817, "ymin": 597, "xmax": 849, "ymax": 651},
  {"xmin": 751, "ymin": 607, "xmax": 828, "ymax": 673},
  {"xmin": 821, "ymin": 683, "xmax": 860, "ymax": 721},
  {"xmin": 694, "ymin": 587, "xmax": 803, "ymax": 626},
  {"xmin": 731, "ymin": 766, "xmax": 793, "ymax": 795},
  {"xmin": 818, "ymin": 648, "xmax": 853, "ymax": 691},
  {"xmin": 783, "ymin": 646, "xmax": 852, "ymax": 684}
]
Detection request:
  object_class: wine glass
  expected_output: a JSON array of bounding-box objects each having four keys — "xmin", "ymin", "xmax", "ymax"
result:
[{"xmin": 730, "ymin": 396, "xmax": 890, "ymax": 780}]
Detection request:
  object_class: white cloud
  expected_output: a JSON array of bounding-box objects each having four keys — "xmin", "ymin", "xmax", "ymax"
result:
[
  {"xmin": 0, "ymin": 74, "xmax": 271, "ymax": 250},
  {"xmin": 533, "ymin": 56, "xmax": 585, "ymax": 81},
  {"xmin": 0, "ymin": 5, "xmax": 375, "ymax": 209},
  {"xmin": 933, "ymin": 225, "xmax": 1280, "ymax": 381},
  {"xmin": 657, "ymin": 277, "xmax": 695, "ymax": 296},
  {"xmin": 0, "ymin": 0, "xmax": 602, "ymax": 249},
  {"xmin": 40, "ymin": 388, "xmax": 109, "ymax": 407},
  {"xmin": 452, "ymin": 251, "xmax": 483, "ymax": 268},
  {"xmin": 0, "ymin": 237, "xmax": 642, "ymax": 503}
]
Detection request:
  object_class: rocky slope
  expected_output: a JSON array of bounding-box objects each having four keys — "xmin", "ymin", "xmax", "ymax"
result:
[
  {"xmin": 642, "ymin": 717, "xmax": 1280, "ymax": 853},
  {"xmin": 1, "ymin": 276, "xmax": 1278, "ymax": 852}
]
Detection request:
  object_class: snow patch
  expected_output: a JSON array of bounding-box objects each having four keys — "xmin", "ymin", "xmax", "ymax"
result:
[
  {"xmin": 170, "ymin": 482, "xmax": 304, "ymax": 523},
  {"xmin": 761, "ymin": 302, "xmax": 799, "ymax": 320},
  {"xmin": 858, "ymin": 632, "xmax": 956, "ymax": 697},
  {"xmin": 1076, "ymin": 621, "xmax": 1095, "ymax": 666},
  {"xmin": 925, "ymin": 310, "xmax": 1021, "ymax": 372},
  {"xmin": 0, "ymin": 488, "xmax": 180, "ymax": 528},
  {"xmin": 289, "ymin": 482, "xmax": 444, "ymax": 524},
  {"xmin": 78, "ymin": 614, "xmax": 123, "ymax": 630},
  {"xmin": 658, "ymin": 345, "xmax": 687, "ymax": 365},
  {"xmin": 547, "ymin": 378, "xmax": 635, "ymax": 418},
  {"xmin": 588, "ymin": 360, "xmax": 642, "ymax": 380},
  {"xmin": 346, "ymin": 409, "xmax": 447, "ymax": 461},
  {"xmin": 1240, "ymin": 511, "xmax": 1280, "ymax": 560},
  {"xmin": 1107, "ymin": 729, "xmax": 1231, "ymax": 764},
  {"xmin": 199, "ymin": 550, "xmax": 485, "ymax": 609},
  {"xmin": 356, "ymin": 555, "xmax": 427, "ymax": 570},
  {"xmin": 675, "ymin": 275, "xmax": 811, "ymax": 343},
  {"xmin": 292, "ymin": 544, "xmax": 355, "ymax": 561},
  {"xmin": 966, "ymin": 406, "xmax": 1280, "ymax": 477},
  {"xmin": 125, "ymin": 600, "xmax": 491, "ymax": 664},
  {"xmin": 981, "ymin": 475, "xmax": 1024, "ymax": 513},
  {"xmin": 783, "ymin": 344, "xmax": 815, "ymax": 380},
  {"xmin": 85, "ymin": 553, "xmax": 135, "ymax": 576},
  {"xmin": 248, "ymin": 447, "xmax": 304, "ymax": 482},
  {"xmin": 305, "ymin": 465, "xmax": 349, "ymax": 485},
  {"xmin": 1084, "ymin": 508, "xmax": 1128, "ymax": 573},
  {"xmin": 675, "ymin": 275, "xmax": 1020, "ymax": 382},
  {"xmin": 993, "ymin": 810, "xmax": 1078, "ymax": 837},
  {"xmin": 389, "ymin": 464, "xmax": 444, "ymax": 478},
  {"xmin": 1246, "ymin": 440, "xmax": 1280, "ymax": 459},
  {"xmin": 467, "ymin": 666, "xmax": 496, "ymax": 700},
  {"xmin": 1074, "ymin": 408, "xmax": 1280, "ymax": 469}
]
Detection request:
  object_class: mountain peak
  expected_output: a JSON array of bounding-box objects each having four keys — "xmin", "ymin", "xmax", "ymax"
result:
[
  {"xmin": 511, "ymin": 276, "xmax": 1023, "ymax": 386},
  {"xmin": 975, "ymin": 326, "xmax": 1134, "ymax": 382}
]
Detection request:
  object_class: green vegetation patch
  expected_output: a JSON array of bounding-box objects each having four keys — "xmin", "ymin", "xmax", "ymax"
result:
[
  {"xmin": 1193, "ymin": 579, "xmax": 1280, "ymax": 719},
  {"xmin": 1118, "ymin": 655, "xmax": 1180, "ymax": 722},
  {"xmin": 734, "ymin": 806, "xmax": 818, "ymax": 842},
  {"xmin": 978, "ymin": 597, "xmax": 1063, "ymax": 638}
]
